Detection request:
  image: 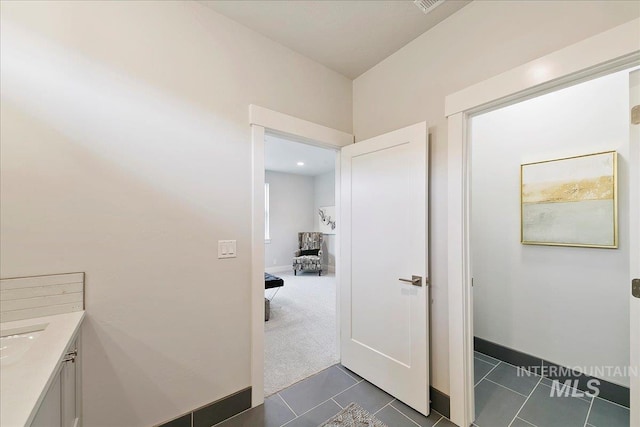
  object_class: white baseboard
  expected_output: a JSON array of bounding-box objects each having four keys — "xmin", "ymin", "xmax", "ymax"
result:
[{"xmin": 265, "ymin": 265, "xmax": 291, "ymax": 274}]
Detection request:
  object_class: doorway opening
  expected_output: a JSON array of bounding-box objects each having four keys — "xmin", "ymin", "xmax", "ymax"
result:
[
  {"xmin": 249, "ymin": 105, "xmax": 352, "ymax": 408},
  {"xmin": 250, "ymin": 106, "xmax": 432, "ymax": 417},
  {"xmin": 263, "ymin": 132, "xmax": 339, "ymax": 396},
  {"xmin": 468, "ymin": 66, "xmax": 638, "ymax": 427}
]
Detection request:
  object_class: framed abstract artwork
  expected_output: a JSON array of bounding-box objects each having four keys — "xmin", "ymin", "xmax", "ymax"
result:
[
  {"xmin": 318, "ymin": 206, "xmax": 336, "ymax": 235},
  {"xmin": 520, "ymin": 151, "xmax": 617, "ymax": 248}
]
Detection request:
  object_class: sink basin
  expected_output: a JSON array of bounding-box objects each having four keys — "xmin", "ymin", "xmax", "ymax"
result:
[{"xmin": 0, "ymin": 324, "xmax": 47, "ymax": 366}]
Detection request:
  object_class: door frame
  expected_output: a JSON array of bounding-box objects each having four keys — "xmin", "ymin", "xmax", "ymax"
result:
[
  {"xmin": 249, "ymin": 105, "xmax": 353, "ymax": 406},
  {"xmin": 445, "ymin": 19, "xmax": 640, "ymax": 427},
  {"xmin": 628, "ymin": 69, "xmax": 640, "ymax": 427}
]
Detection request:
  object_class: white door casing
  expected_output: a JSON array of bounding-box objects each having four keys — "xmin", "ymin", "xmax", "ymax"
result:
[
  {"xmin": 629, "ymin": 69, "xmax": 640, "ymax": 427},
  {"xmin": 340, "ymin": 122, "xmax": 429, "ymax": 415},
  {"xmin": 249, "ymin": 105, "xmax": 353, "ymax": 407}
]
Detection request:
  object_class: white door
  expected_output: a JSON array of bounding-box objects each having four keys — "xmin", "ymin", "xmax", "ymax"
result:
[
  {"xmin": 340, "ymin": 122, "xmax": 429, "ymax": 415},
  {"xmin": 629, "ymin": 69, "xmax": 640, "ymax": 427}
]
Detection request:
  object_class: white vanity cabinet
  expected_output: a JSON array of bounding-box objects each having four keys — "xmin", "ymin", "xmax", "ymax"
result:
[
  {"xmin": 30, "ymin": 374, "xmax": 61, "ymax": 427},
  {"xmin": 30, "ymin": 336, "xmax": 81, "ymax": 427}
]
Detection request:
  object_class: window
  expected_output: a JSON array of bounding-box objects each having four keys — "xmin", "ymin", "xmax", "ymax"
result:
[{"xmin": 264, "ymin": 183, "xmax": 270, "ymax": 243}]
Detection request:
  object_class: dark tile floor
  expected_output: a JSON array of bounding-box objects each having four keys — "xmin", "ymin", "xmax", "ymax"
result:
[
  {"xmin": 214, "ymin": 365, "xmax": 453, "ymax": 427},
  {"xmin": 473, "ymin": 351, "xmax": 631, "ymax": 427},
  {"xmin": 215, "ymin": 355, "xmax": 630, "ymax": 427}
]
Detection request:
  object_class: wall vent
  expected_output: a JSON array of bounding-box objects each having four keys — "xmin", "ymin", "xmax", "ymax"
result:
[{"xmin": 413, "ymin": 0, "xmax": 445, "ymax": 15}]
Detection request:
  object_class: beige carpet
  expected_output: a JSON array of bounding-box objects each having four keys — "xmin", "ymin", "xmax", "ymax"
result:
[{"xmin": 264, "ymin": 270, "xmax": 338, "ymax": 396}]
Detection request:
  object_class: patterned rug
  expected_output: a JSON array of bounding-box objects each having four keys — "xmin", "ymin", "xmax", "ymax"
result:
[{"xmin": 319, "ymin": 403, "xmax": 389, "ymax": 427}]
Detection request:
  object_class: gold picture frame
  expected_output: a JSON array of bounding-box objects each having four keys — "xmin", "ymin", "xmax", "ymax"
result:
[{"xmin": 520, "ymin": 150, "xmax": 618, "ymax": 248}]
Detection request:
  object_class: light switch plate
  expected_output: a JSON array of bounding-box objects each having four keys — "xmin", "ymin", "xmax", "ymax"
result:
[{"xmin": 218, "ymin": 240, "xmax": 237, "ymax": 259}]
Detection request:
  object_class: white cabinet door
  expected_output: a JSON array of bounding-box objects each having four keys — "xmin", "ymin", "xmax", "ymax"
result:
[
  {"xmin": 340, "ymin": 122, "xmax": 429, "ymax": 415},
  {"xmin": 61, "ymin": 340, "xmax": 78, "ymax": 427},
  {"xmin": 31, "ymin": 373, "xmax": 62, "ymax": 427}
]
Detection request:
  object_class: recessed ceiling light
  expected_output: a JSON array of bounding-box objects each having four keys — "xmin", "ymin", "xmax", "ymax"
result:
[{"xmin": 297, "ymin": 162, "xmax": 304, "ymax": 166}]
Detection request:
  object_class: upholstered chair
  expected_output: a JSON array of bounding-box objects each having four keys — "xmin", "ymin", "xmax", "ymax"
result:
[{"xmin": 292, "ymin": 232, "xmax": 324, "ymax": 276}]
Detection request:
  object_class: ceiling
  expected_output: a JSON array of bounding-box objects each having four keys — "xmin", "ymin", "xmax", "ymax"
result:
[
  {"xmin": 265, "ymin": 134, "xmax": 336, "ymax": 176},
  {"xmin": 201, "ymin": 0, "xmax": 471, "ymax": 78}
]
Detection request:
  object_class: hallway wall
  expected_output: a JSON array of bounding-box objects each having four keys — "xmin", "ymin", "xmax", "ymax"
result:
[
  {"xmin": 0, "ymin": 2, "xmax": 351, "ymax": 426},
  {"xmin": 314, "ymin": 171, "xmax": 336, "ymax": 272},
  {"xmin": 265, "ymin": 171, "xmax": 315, "ymax": 271}
]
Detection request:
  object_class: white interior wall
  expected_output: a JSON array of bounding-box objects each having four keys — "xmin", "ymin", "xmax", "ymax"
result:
[
  {"xmin": 265, "ymin": 171, "xmax": 315, "ymax": 271},
  {"xmin": 0, "ymin": 1, "xmax": 352, "ymax": 426},
  {"xmin": 353, "ymin": 0, "xmax": 640, "ymax": 394},
  {"xmin": 265, "ymin": 169, "xmax": 336, "ymax": 273},
  {"xmin": 314, "ymin": 171, "xmax": 336, "ymax": 271},
  {"xmin": 471, "ymin": 69, "xmax": 631, "ymax": 386}
]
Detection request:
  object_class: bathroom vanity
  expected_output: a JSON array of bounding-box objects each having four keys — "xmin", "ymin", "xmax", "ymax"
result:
[
  {"xmin": 1, "ymin": 312, "xmax": 84, "ymax": 427},
  {"xmin": 0, "ymin": 273, "xmax": 85, "ymax": 427}
]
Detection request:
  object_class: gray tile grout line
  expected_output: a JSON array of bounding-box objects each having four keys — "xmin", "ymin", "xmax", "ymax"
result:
[
  {"xmin": 483, "ymin": 378, "xmax": 530, "ymax": 398},
  {"xmin": 583, "ymin": 396, "xmax": 595, "ymax": 427},
  {"xmin": 276, "ymin": 364, "xmax": 454, "ymax": 427},
  {"xmin": 474, "ymin": 359, "xmax": 501, "ymax": 386},
  {"xmin": 334, "ymin": 363, "xmax": 366, "ymax": 387},
  {"xmin": 474, "ymin": 355, "xmax": 626, "ymax": 405},
  {"xmin": 279, "ymin": 376, "xmax": 439, "ymax": 427},
  {"xmin": 578, "ymin": 391, "xmax": 628, "ymax": 410},
  {"xmin": 217, "ymin": 365, "xmax": 455, "ymax": 427},
  {"xmin": 279, "ymin": 397, "xmax": 337, "ymax": 426},
  {"xmin": 537, "ymin": 381, "xmax": 593, "ymax": 403},
  {"xmin": 432, "ymin": 413, "xmax": 447, "ymax": 427},
  {"xmin": 389, "ymin": 400, "xmax": 445, "ymax": 427},
  {"xmin": 477, "ymin": 354, "xmax": 630, "ymax": 410},
  {"xmin": 475, "ymin": 357, "xmax": 495, "ymax": 369},
  {"xmin": 277, "ymin": 392, "xmax": 298, "ymax": 417},
  {"xmin": 475, "ymin": 354, "xmax": 539, "ymax": 374},
  {"xmin": 477, "ymin": 356, "xmax": 541, "ymax": 378},
  {"xmin": 279, "ymin": 375, "xmax": 365, "ymax": 427},
  {"xmin": 507, "ymin": 376, "xmax": 543, "ymax": 427},
  {"xmin": 372, "ymin": 399, "xmax": 394, "ymax": 416},
  {"xmin": 381, "ymin": 400, "xmax": 428, "ymax": 427},
  {"xmin": 514, "ymin": 417, "xmax": 537, "ymax": 427},
  {"xmin": 335, "ymin": 365, "xmax": 362, "ymax": 383},
  {"xmin": 432, "ymin": 408, "xmax": 456, "ymax": 427},
  {"xmin": 474, "ymin": 353, "xmax": 631, "ymax": 414},
  {"xmin": 270, "ymin": 365, "xmax": 337, "ymax": 402},
  {"xmin": 475, "ymin": 351, "xmax": 501, "ymax": 365}
]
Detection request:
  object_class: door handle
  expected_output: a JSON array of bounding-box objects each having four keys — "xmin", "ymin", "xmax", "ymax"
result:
[
  {"xmin": 633, "ymin": 278, "xmax": 640, "ymax": 299},
  {"xmin": 399, "ymin": 275, "xmax": 422, "ymax": 287}
]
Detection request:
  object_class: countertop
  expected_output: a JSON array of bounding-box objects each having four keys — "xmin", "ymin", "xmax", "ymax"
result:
[{"xmin": 1, "ymin": 311, "xmax": 85, "ymax": 427}]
